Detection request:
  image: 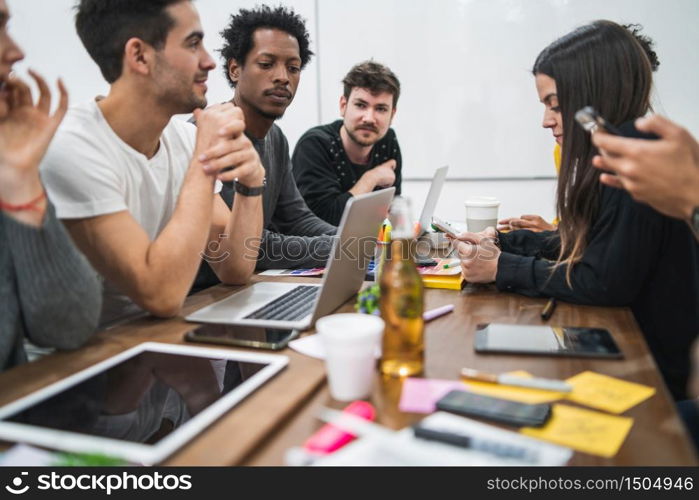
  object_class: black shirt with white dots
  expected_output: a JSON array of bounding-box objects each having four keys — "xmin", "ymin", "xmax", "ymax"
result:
[{"xmin": 292, "ymin": 119, "xmax": 402, "ymax": 226}]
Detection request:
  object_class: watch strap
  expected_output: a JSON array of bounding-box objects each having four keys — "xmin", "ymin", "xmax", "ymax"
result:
[{"xmin": 234, "ymin": 178, "xmax": 266, "ymax": 197}]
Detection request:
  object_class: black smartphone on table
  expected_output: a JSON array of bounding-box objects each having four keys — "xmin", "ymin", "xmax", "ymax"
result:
[
  {"xmin": 474, "ymin": 324, "xmax": 623, "ymax": 359},
  {"xmin": 184, "ymin": 324, "xmax": 299, "ymax": 350},
  {"xmin": 436, "ymin": 390, "xmax": 551, "ymax": 427}
]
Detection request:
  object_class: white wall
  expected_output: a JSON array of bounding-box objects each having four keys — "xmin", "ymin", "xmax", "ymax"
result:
[
  {"xmin": 403, "ymin": 178, "xmax": 557, "ymax": 226},
  {"xmin": 8, "ymin": 0, "xmax": 319, "ymax": 136},
  {"xmin": 315, "ymin": 0, "xmax": 699, "ymax": 179},
  {"xmin": 7, "ymin": 0, "xmax": 698, "ymax": 223}
]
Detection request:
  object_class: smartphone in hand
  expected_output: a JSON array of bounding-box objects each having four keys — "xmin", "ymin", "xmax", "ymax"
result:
[
  {"xmin": 575, "ymin": 106, "xmax": 623, "ymax": 135},
  {"xmin": 431, "ymin": 216, "xmax": 459, "ymax": 238},
  {"xmin": 575, "ymin": 106, "xmax": 659, "ymax": 140}
]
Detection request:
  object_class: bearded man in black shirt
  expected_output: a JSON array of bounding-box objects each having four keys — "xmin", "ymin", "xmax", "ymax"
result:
[{"xmin": 292, "ymin": 61, "xmax": 402, "ymax": 226}]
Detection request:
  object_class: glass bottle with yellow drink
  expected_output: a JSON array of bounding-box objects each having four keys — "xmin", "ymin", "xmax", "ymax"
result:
[{"xmin": 379, "ymin": 197, "xmax": 424, "ymax": 377}]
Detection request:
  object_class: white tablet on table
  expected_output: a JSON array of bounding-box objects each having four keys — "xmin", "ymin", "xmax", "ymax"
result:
[{"xmin": 0, "ymin": 342, "xmax": 288, "ymax": 465}]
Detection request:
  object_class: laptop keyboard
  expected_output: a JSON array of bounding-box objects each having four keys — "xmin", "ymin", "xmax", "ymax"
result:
[{"xmin": 243, "ymin": 285, "xmax": 320, "ymax": 321}]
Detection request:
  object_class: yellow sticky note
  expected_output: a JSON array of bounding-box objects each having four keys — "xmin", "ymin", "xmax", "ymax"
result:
[
  {"xmin": 463, "ymin": 371, "xmax": 566, "ymax": 404},
  {"xmin": 565, "ymin": 371, "xmax": 656, "ymax": 414},
  {"xmin": 521, "ymin": 404, "xmax": 633, "ymax": 458}
]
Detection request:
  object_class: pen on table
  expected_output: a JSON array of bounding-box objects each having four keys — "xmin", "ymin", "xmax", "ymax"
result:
[
  {"xmin": 460, "ymin": 367, "xmax": 572, "ymax": 393},
  {"xmin": 319, "ymin": 408, "xmax": 538, "ymax": 463},
  {"xmin": 540, "ymin": 297, "xmax": 557, "ymax": 321},
  {"xmin": 423, "ymin": 304, "xmax": 455, "ymax": 322},
  {"xmin": 412, "ymin": 424, "xmax": 538, "ymax": 462}
]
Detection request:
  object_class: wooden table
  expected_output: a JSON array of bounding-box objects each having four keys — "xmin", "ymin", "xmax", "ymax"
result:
[
  {"xmin": 0, "ymin": 277, "xmax": 327, "ymax": 466},
  {"xmin": 0, "ymin": 277, "xmax": 696, "ymax": 466},
  {"xmin": 243, "ymin": 283, "xmax": 699, "ymax": 466}
]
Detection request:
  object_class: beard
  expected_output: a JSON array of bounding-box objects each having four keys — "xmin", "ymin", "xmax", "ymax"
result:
[
  {"xmin": 237, "ymin": 91, "xmax": 287, "ymax": 121},
  {"xmin": 257, "ymin": 106, "xmax": 285, "ymax": 121},
  {"xmin": 0, "ymin": 100, "xmax": 9, "ymax": 120},
  {"xmin": 157, "ymin": 80, "xmax": 207, "ymax": 115},
  {"xmin": 0, "ymin": 81, "xmax": 10, "ymax": 120},
  {"xmin": 345, "ymin": 125, "xmax": 380, "ymax": 147},
  {"xmin": 153, "ymin": 57, "xmax": 208, "ymax": 114}
]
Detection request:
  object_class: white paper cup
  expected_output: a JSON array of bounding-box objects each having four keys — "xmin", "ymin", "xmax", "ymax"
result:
[
  {"xmin": 465, "ymin": 197, "xmax": 500, "ymax": 233},
  {"xmin": 316, "ymin": 313, "xmax": 384, "ymax": 401}
]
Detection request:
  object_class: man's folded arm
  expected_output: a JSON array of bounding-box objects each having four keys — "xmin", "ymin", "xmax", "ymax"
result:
[
  {"xmin": 63, "ymin": 163, "xmax": 217, "ymax": 318},
  {"xmin": 206, "ymin": 191, "xmax": 263, "ymax": 284}
]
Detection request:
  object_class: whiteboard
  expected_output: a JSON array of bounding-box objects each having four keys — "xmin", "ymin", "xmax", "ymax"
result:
[
  {"xmin": 316, "ymin": 0, "xmax": 699, "ymax": 179},
  {"xmin": 8, "ymin": 0, "xmax": 699, "ymax": 180},
  {"xmin": 8, "ymin": 0, "xmax": 318, "ymax": 144}
]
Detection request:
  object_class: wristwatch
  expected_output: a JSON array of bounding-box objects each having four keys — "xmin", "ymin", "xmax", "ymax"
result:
[{"xmin": 233, "ymin": 177, "xmax": 266, "ymax": 197}]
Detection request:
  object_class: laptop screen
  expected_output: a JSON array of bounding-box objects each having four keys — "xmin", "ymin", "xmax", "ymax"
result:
[{"xmin": 418, "ymin": 166, "xmax": 449, "ymax": 234}]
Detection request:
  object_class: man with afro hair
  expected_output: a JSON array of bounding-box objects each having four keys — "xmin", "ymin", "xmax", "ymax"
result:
[{"xmin": 192, "ymin": 5, "xmax": 336, "ymax": 291}]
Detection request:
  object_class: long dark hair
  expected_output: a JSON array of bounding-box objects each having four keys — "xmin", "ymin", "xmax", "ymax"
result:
[{"xmin": 532, "ymin": 20, "xmax": 653, "ymax": 284}]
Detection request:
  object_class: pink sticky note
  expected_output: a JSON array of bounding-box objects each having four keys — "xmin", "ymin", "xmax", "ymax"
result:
[{"xmin": 399, "ymin": 377, "xmax": 467, "ymax": 414}]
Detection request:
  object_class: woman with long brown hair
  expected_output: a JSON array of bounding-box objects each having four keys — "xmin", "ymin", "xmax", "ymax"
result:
[{"xmin": 454, "ymin": 20, "xmax": 699, "ymax": 401}]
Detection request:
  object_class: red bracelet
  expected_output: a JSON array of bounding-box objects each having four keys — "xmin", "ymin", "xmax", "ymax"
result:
[{"xmin": 0, "ymin": 189, "xmax": 47, "ymax": 212}]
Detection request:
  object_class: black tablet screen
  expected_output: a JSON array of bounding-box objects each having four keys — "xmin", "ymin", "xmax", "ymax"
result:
[
  {"xmin": 3, "ymin": 351, "xmax": 267, "ymax": 445},
  {"xmin": 475, "ymin": 324, "xmax": 622, "ymax": 358}
]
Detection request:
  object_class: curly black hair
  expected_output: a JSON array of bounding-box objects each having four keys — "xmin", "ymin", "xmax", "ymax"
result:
[
  {"xmin": 623, "ymin": 23, "xmax": 660, "ymax": 72},
  {"xmin": 218, "ymin": 5, "xmax": 313, "ymax": 88}
]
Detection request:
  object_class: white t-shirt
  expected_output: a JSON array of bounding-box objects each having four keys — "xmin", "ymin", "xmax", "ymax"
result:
[{"xmin": 41, "ymin": 100, "xmax": 200, "ymax": 327}]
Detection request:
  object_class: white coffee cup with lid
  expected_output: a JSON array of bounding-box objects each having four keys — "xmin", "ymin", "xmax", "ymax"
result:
[{"xmin": 465, "ymin": 197, "xmax": 500, "ymax": 233}]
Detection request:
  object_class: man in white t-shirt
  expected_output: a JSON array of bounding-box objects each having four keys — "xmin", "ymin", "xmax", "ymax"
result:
[{"xmin": 41, "ymin": 0, "xmax": 267, "ymax": 327}]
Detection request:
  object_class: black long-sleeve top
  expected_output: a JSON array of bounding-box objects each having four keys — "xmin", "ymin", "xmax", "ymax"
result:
[
  {"xmin": 292, "ymin": 120, "xmax": 402, "ymax": 226},
  {"xmin": 495, "ymin": 185, "xmax": 699, "ymax": 400}
]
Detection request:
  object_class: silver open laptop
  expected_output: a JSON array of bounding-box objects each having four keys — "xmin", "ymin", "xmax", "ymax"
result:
[
  {"xmin": 418, "ymin": 165, "xmax": 449, "ymax": 236},
  {"xmin": 186, "ymin": 188, "xmax": 395, "ymax": 330}
]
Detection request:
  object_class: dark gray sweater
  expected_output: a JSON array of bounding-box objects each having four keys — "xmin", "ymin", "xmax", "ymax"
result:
[
  {"xmin": 0, "ymin": 203, "xmax": 102, "ymax": 371},
  {"xmin": 192, "ymin": 124, "xmax": 336, "ymax": 292}
]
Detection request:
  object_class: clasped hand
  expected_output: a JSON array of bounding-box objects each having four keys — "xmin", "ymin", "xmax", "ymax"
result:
[{"xmin": 193, "ymin": 103, "xmax": 265, "ymax": 187}]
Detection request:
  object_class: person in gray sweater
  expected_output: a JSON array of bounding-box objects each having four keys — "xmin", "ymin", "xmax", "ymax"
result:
[
  {"xmin": 192, "ymin": 6, "xmax": 335, "ymax": 292},
  {"xmin": 220, "ymin": 5, "xmax": 336, "ymax": 268},
  {"xmin": 0, "ymin": 0, "xmax": 101, "ymax": 371}
]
